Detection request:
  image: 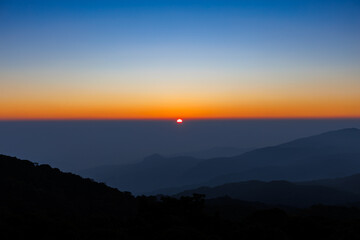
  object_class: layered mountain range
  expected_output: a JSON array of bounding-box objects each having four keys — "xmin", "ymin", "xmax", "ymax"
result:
[{"xmin": 79, "ymin": 128, "xmax": 360, "ymax": 194}]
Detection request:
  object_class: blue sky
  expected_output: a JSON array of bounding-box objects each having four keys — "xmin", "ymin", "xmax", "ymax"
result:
[
  {"xmin": 1, "ymin": 0, "xmax": 360, "ymax": 119},
  {"xmin": 2, "ymin": 0, "xmax": 359, "ymax": 68}
]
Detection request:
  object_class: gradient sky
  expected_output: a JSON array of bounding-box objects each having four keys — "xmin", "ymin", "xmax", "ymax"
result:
[{"xmin": 1, "ymin": 0, "xmax": 360, "ymax": 119}]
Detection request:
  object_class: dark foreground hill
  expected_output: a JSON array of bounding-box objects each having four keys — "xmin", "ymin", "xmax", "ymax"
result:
[
  {"xmin": 300, "ymin": 173, "xmax": 360, "ymax": 195},
  {"xmin": 0, "ymin": 154, "xmax": 136, "ymax": 238},
  {"xmin": 3, "ymin": 154, "xmax": 360, "ymax": 239},
  {"xmin": 176, "ymin": 180, "xmax": 360, "ymax": 207},
  {"xmin": 0, "ymin": 154, "xmax": 223, "ymax": 239}
]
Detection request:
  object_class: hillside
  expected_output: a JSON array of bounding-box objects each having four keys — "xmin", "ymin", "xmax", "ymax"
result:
[
  {"xmin": 183, "ymin": 128, "xmax": 360, "ymax": 185},
  {"xmin": 167, "ymin": 146, "xmax": 253, "ymax": 159},
  {"xmin": 78, "ymin": 154, "xmax": 204, "ymax": 194},
  {"xmin": 79, "ymin": 128, "xmax": 360, "ymax": 194},
  {"xmin": 0, "ymin": 154, "xmax": 210, "ymax": 239},
  {"xmin": 0, "ymin": 154, "xmax": 136, "ymax": 213},
  {"xmin": 300, "ymin": 173, "xmax": 360, "ymax": 195},
  {"xmin": 175, "ymin": 180, "xmax": 360, "ymax": 207},
  {"xmin": 4, "ymin": 154, "xmax": 360, "ymax": 239}
]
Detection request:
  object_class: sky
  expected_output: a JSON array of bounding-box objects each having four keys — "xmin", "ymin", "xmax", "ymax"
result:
[{"xmin": 1, "ymin": 0, "xmax": 360, "ymax": 119}]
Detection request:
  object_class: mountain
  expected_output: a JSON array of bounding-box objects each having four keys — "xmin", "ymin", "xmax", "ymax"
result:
[
  {"xmin": 0, "ymin": 154, "xmax": 136, "ymax": 215},
  {"xmin": 175, "ymin": 180, "xmax": 360, "ymax": 207},
  {"xmin": 181, "ymin": 128, "xmax": 360, "ymax": 186},
  {"xmin": 78, "ymin": 154, "xmax": 204, "ymax": 194},
  {"xmin": 300, "ymin": 173, "xmax": 360, "ymax": 195},
  {"xmin": 167, "ymin": 146, "xmax": 254, "ymax": 159},
  {"xmin": 0, "ymin": 154, "xmax": 137, "ymax": 239},
  {"xmin": 0, "ymin": 154, "xmax": 230, "ymax": 239},
  {"xmin": 5, "ymin": 154, "xmax": 360, "ymax": 239},
  {"xmin": 79, "ymin": 128, "xmax": 360, "ymax": 194},
  {"xmin": 78, "ymin": 147, "xmax": 253, "ymax": 194}
]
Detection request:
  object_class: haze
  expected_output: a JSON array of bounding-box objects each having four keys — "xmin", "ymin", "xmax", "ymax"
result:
[{"xmin": 0, "ymin": 119, "xmax": 359, "ymax": 172}]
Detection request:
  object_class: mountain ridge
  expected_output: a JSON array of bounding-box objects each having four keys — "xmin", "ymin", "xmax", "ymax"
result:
[
  {"xmin": 175, "ymin": 179, "xmax": 360, "ymax": 207},
  {"xmin": 79, "ymin": 128, "xmax": 360, "ymax": 194}
]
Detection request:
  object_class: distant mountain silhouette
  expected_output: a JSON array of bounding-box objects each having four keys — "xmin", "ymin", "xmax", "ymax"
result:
[
  {"xmin": 78, "ymin": 154, "xmax": 204, "ymax": 194},
  {"xmin": 79, "ymin": 146, "xmax": 253, "ymax": 195},
  {"xmin": 167, "ymin": 146, "xmax": 254, "ymax": 159},
  {"xmin": 175, "ymin": 180, "xmax": 360, "ymax": 207},
  {"xmin": 182, "ymin": 128, "xmax": 360, "ymax": 185},
  {"xmin": 79, "ymin": 128, "xmax": 360, "ymax": 194},
  {"xmin": 300, "ymin": 173, "xmax": 360, "ymax": 195},
  {"xmin": 151, "ymin": 172, "xmax": 360, "ymax": 197}
]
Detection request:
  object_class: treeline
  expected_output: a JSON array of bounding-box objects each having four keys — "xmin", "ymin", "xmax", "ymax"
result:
[{"xmin": 2, "ymin": 154, "xmax": 360, "ymax": 239}]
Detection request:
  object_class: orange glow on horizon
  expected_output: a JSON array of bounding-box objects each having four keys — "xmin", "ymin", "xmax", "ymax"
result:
[
  {"xmin": 1, "ymin": 84, "xmax": 360, "ymax": 120},
  {"xmin": 1, "ymin": 101, "xmax": 360, "ymax": 120},
  {"xmin": 1, "ymin": 67, "xmax": 360, "ymax": 120}
]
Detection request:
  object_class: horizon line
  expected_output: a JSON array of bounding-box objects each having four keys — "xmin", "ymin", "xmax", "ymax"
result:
[{"xmin": 1, "ymin": 116, "xmax": 360, "ymax": 121}]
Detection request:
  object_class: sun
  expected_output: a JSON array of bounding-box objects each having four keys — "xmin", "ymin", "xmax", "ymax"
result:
[{"xmin": 176, "ymin": 118, "xmax": 183, "ymax": 124}]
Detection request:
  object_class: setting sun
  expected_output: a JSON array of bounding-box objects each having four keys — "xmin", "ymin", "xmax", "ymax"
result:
[{"xmin": 177, "ymin": 119, "xmax": 183, "ymax": 124}]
